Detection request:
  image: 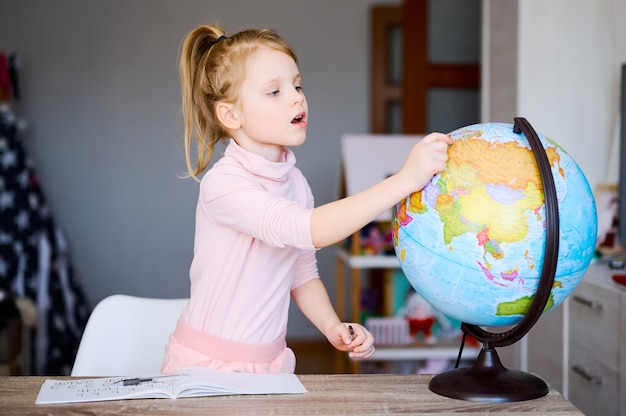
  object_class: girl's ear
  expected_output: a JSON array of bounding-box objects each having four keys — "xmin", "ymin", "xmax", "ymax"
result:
[{"xmin": 216, "ymin": 102, "xmax": 241, "ymax": 130}]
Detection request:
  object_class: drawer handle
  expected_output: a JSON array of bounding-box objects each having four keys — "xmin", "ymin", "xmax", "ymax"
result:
[
  {"xmin": 571, "ymin": 295, "xmax": 603, "ymax": 310},
  {"xmin": 572, "ymin": 365, "xmax": 602, "ymax": 385}
]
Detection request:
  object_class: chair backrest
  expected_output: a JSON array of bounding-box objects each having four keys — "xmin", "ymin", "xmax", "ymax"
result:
[{"xmin": 71, "ymin": 294, "xmax": 188, "ymax": 376}]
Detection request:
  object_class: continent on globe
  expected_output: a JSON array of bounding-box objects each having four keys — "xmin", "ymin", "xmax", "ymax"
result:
[{"xmin": 393, "ymin": 123, "xmax": 597, "ymax": 327}]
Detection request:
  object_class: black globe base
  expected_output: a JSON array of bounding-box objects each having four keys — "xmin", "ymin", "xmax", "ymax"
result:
[{"xmin": 428, "ymin": 347, "xmax": 549, "ymax": 403}]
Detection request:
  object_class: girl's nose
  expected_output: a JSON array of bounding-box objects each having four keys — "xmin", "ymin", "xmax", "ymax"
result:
[{"xmin": 293, "ymin": 89, "xmax": 305, "ymax": 105}]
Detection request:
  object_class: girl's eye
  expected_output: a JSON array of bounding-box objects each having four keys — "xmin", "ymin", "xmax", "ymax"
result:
[
  {"xmin": 269, "ymin": 90, "xmax": 280, "ymax": 96},
  {"xmin": 295, "ymin": 86, "xmax": 303, "ymax": 92}
]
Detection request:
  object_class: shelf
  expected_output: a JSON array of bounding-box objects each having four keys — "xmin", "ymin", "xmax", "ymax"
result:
[
  {"xmin": 354, "ymin": 343, "xmax": 481, "ymax": 362},
  {"xmin": 335, "ymin": 247, "xmax": 483, "ymax": 372},
  {"xmin": 336, "ymin": 249, "xmax": 401, "ymax": 269}
]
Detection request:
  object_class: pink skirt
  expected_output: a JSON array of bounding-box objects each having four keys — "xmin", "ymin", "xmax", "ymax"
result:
[{"xmin": 161, "ymin": 318, "xmax": 295, "ymax": 374}]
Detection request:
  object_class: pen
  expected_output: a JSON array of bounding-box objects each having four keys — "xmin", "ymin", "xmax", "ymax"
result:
[{"xmin": 113, "ymin": 375, "xmax": 185, "ymax": 386}]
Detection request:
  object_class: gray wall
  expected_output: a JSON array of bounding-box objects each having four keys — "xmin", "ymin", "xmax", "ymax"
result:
[
  {"xmin": 517, "ymin": 0, "xmax": 626, "ymax": 190},
  {"xmin": 484, "ymin": 0, "xmax": 626, "ymax": 191},
  {"xmin": 0, "ymin": 0, "xmax": 399, "ymax": 338}
]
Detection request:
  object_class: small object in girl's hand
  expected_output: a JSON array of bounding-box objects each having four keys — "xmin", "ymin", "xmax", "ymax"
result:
[{"xmin": 348, "ymin": 325, "xmax": 355, "ymax": 340}]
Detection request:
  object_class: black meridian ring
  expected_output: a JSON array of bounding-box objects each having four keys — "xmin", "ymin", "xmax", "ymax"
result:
[{"xmin": 461, "ymin": 117, "xmax": 560, "ymax": 348}]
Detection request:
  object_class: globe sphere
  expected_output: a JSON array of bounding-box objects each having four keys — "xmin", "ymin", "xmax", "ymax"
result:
[{"xmin": 392, "ymin": 122, "xmax": 597, "ymax": 327}]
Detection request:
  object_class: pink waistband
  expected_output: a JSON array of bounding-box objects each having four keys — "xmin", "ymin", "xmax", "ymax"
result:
[{"xmin": 172, "ymin": 318, "xmax": 287, "ymax": 364}]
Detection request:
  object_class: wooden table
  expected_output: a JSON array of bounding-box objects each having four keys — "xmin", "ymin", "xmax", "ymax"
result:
[{"xmin": 1, "ymin": 374, "xmax": 583, "ymax": 415}]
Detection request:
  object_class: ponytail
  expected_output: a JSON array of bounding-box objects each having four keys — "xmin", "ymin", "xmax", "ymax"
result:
[{"xmin": 179, "ymin": 25, "xmax": 227, "ymax": 181}]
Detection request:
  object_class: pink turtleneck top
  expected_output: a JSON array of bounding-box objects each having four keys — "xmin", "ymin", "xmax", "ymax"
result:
[{"xmin": 162, "ymin": 140, "xmax": 319, "ymax": 373}]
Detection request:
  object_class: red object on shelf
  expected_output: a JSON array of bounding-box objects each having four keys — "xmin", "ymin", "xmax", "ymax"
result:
[{"xmin": 612, "ymin": 274, "xmax": 626, "ymax": 286}]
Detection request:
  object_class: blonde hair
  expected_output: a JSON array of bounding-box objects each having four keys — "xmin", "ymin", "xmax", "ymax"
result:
[{"xmin": 179, "ymin": 24, "xmax": 298, "ymax": 181}]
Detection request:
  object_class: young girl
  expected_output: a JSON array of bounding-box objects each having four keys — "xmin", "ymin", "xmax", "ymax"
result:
[{"xmin": 161, "ymin": 24, "xmax": 451, "ymax": 374}]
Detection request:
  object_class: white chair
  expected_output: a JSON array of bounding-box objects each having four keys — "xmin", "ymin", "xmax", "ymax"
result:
[{"xmin": 71, "ymin": 294, "xmax": 188, "ymax": 376}]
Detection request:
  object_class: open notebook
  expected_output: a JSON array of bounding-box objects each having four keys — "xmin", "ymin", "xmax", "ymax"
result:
[{"xmin": 36, "ymin": 366, "xmax": 307, "ymax": 404}]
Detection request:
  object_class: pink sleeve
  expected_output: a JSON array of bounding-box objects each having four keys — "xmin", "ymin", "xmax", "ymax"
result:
[
  {"xmin": 200, "ymin": 170, "xmax": 315, "ymax": 250},
  {"xmin": 291, "ymin": 248, "xmax": 319, "ymax": 289}
]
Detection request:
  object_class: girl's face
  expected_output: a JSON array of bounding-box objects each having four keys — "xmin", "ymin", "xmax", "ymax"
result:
[{"xmin": 230, "ymin": 47, "xmax": 308, "ymax": 161}]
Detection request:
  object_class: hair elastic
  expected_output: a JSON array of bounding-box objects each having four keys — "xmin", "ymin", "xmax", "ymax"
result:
[{"xmin": 209, "ymin": 35, "xmax": 227, "ymax": 49}]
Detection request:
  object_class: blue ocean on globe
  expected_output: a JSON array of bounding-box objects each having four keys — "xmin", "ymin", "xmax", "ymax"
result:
[{"xmin": 392, "ymin": 122, "xmax": 597, "ymax": 326}]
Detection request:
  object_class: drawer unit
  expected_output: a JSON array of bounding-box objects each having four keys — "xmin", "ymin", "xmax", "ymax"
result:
[
  {"xmin": 569, "ymin": 342, "xmax": 619, "ymax": 416},
  {"xmin": 527, "ymin": 265, "xmax": 626, "ymax": 414},
  {"xmin": 567, "ymin": 266, "xmax": 626, "ymax": 416},
  {"xmin": 569, "ymin": 281, "xmax": 620, "ymax": 367}
]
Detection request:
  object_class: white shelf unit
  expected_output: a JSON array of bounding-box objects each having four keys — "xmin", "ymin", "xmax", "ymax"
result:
[{"xmin": 335, "ymin": 248, "xmax": 480, "ymax": 372}]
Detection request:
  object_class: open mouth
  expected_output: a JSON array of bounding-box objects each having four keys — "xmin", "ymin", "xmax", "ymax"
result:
[{"xmin": 291, "ymin": 113, "xmax": 305, "ymax": 124}]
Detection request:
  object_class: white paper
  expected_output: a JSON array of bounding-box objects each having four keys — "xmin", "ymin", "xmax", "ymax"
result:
[{"xmin": 35, "ymin": 366, "xmax": 307, "ymax": 404}]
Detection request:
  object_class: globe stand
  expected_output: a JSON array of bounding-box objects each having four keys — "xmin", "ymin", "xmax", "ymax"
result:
[
  {"xmin": 429, "ymin": 117, "xmax": 560, "ymax": 402},
  {"xmin": 429, "ymin": 346, "xmax": 549, "ymax": 402}
]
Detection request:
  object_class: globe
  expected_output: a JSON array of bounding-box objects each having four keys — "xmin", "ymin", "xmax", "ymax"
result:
[{"xmin": 392, "ymin": 121, "xmax": 597, "ymax": 328}]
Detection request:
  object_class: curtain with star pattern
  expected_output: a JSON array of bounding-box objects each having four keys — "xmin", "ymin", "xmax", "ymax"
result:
[{"xmin": 0, "ymin": 51, "xmax": 89, "ymax": 375}]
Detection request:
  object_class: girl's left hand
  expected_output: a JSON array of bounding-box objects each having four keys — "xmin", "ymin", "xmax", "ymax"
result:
[{"xmin": 328, "ymin": 323, "xmax": 375, "ymax": 359}]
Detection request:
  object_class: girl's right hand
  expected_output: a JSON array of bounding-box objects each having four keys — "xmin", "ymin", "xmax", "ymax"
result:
[
  {"xmin": 399, "ymin": 132, "xmax": 451, "ymax": 194},
  {"xmin": 326, "ymin": 323, "xmax": 375, "ymax": 359}
]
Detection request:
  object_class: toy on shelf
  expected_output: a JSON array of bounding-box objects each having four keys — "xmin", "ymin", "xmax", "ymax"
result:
[
  {"xmin": 341, "ymin": 221, "xmax": 394, "ymax": 256},
  {"xmin": 402, "ymin": 291, "xmax": 437, "ymax": 343},
  {"xmin": 365, "ymin": 289, "xmax": 471, "ymax": 346}
]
